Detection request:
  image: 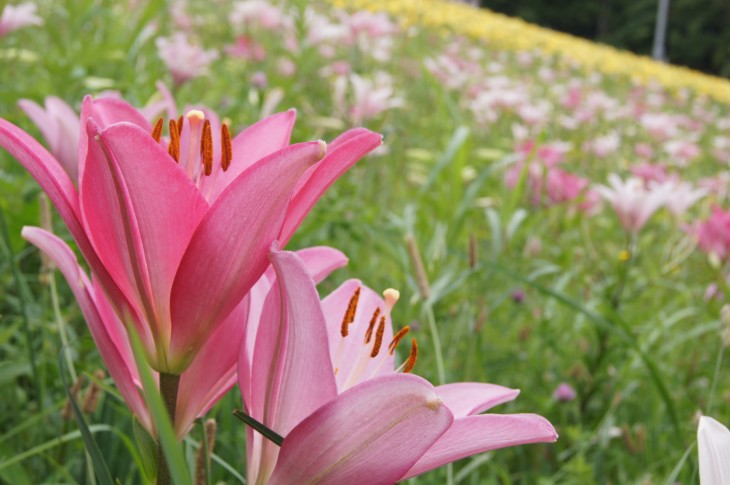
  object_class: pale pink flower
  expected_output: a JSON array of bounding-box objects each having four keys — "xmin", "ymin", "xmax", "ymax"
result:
[
  {"xmin": 664, "ymin": 139, "xmax": 701, "ymax": 166},
  {"xmin": 345, "ymin": 10, "xmax": 396, "ymax": 39},
  {"xmin": 230, "ymin": 0, "xmax": 291, "ymax": 30},
  {"xmin": 699, "ymin": 173, "xmax": 730, "ymax": 202},
  {"xmin": 156, "ymin": 32, "xmax": 218, "ymax": 86},
  {"xmin": 0, "ymin": 95, "xmax": 382, "ymax": 436},
  {"xmin": 630, "ymin": 162, "xmax": 667, "ymax": 185},
  {"xmin": 694, "ymin": 206, "xmax": 730, "ymax": 260},
  {"xmin": 17, "ymin": 97, "xmax": 80, "ymax": 181},
  {"xmin": 552, "ymin": 383, "xmax": 576, "ymax": 402},
  {"xmin": 545, "ymin": 169, "xmax": 589, "ymax": 205},
  {"xmin": 655, "ymin": 179, "xmax": 706, "ymax": 216},
  {"xmin": 0, "ymin": 2, "xmax": 42, "ymax": 37},
  {"xmin": 250, "ymin": 71, "xmax": 267, "ymax": 89},
  {"xmin": 698, "ymin": 416, "xmax": 730, "ymax": 484},
  {"xmin": 239, "ymin": 246, "xmax": 557, "ymax": 484},
  {"xmin": 336, "ymin": 73, "xmax": 404, "ymax": 124},
  {"xmin": 304, "ymin": 9, "xmax": 348, "ymax": 46},
  {"xmin": 634, "ymin": 143, "xmax": 654, "ymax": 160},
  {"xmin": 594, "ymin": 174, "xmax": 668, "ymax": 233},
  {"xmin": 584, "ymin": 132, "xmax": 620, "ymax": 158},
  {"xmin": 276, "ymin": 57, "xmax": 296, "ymax": 77},
  {"xmin": 17, "ymin": 87, "xmax": 174, "ymax": 183},
  {"xmin": 225, "ymin": 35, "xmax": 266, "ymax": 61},
  {"xmin": 640, "ymin": 112, "xmax": 679, "ymax": 140},
  {"xmin": 579, "ymin": 189, "xmax": 603, "ymax": 216}
]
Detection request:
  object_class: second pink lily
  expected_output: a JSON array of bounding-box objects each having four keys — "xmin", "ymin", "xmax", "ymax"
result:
[{"xmin": 239, "ymin": 244, "xmax": 558, "ymax": 484}]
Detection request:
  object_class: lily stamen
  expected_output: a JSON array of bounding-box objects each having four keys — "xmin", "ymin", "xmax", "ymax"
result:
[
  {"xmin": 370, "ymin": 316, "xmax": 385, "ymax": 358},
  {"xmin": 340, "ymin": 287, "xmax": 360, "ymax": 337},
  {"xmin": 221, "ymin": 123, "xmax": 232, "ymax": 172},
  {"xmin": 364, "ymin": 307, "xmax": 380, "ymax": 343},
  {"xmin": 168, "ymin": 119, "xmax": 180, "ymax": 162},
  {"xmin": 151, "ymin": 118, "xmax": 163, "ymax": 143},
  {"xmin": 403, "ymin": 339, "xmax": 418, "ymax": 373},
  {"xmin": 200, "ymin": 119, "xmax": 213, "ymax": 176},
  {"xmin": 388, "ymin": 326, "xmax": 410, "ymax": 355}
]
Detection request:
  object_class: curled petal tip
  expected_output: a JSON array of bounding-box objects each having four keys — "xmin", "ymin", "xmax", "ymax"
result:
[
  {"xmin": 269, "ymin": 240, "xmax": 282, "ymax": 255},
  {"xmin": 316, "ymin": 140, "xmax": 327, "ymax": 160}
]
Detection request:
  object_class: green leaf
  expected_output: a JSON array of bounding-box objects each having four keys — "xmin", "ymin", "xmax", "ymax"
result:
[
  {"xmin": 133, "ymin": 416, "xmax": 158, "ymax": 483},
  {"xmin": 59, "ymin": 350, "xmax": 115, "ymax": 485}
]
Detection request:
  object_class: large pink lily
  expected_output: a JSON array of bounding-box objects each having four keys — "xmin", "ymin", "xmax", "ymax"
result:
[
  {"xmin": 0, "ymin": 94, "xmax": 381, "ymax": 374},
  {"xmin": 239, "ymin": 244, "xmax": 558, "ymax": 484}
]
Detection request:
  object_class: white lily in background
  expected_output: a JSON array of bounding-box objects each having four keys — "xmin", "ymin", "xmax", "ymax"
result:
[{"xmin": 698, "ymin": 416, "xmax": 730, "ymax": 484}]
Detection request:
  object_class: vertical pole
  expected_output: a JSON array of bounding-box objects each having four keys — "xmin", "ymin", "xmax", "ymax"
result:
[{"xmin": 652, "ymin": 0, "xmax": 671, "ymax": 61}]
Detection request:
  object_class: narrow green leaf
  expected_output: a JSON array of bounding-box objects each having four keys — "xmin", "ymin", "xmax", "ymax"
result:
[
  {"xmin": 59, "ymin": 350, "xmax": 115, "ymax": 485},
  {"xmin": 133, "ymin": 416, "xmax": 158, "ymax": 482},
  {"xmin": 232, "ymin": 409, "xmax": 284, "ymax": 446}
]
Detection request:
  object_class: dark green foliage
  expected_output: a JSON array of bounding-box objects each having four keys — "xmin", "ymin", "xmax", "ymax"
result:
[{"xmin": 482, "ymin": 0, "xmax": 730, "ymax": 76}]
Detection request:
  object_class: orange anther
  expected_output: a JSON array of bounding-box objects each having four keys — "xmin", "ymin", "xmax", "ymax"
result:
[
  {"xmin": 388, "ymin": 326, "xmax": 410, "ymax": 355},
  {"xmin": 176, "ymin": 115, "xmax": 184, "ymax": 136},
  {"xmin": 403, "ymin": 338, "xmax": 418, "ymax": 373},
  {"xmin": 370, "ymin": 316, "xmax": 385, "ymax": 358},
  {"xmin": 201, "ymin": 119, "xmax": 213, "ymax": 176},
  {"xmin": 340, "ymin": 287, "xmax": 361, "ymax": 337},
  {"xmin": 364, "ymin": 307, "xmax": 380, "ymax": 343},
  {"xmin": 221, "ymin": 124, "xmax": 233, "ymax": 172},
  {"xmin": 151, "ymin": 118, "xmax": 163, "ymax": 143},
  {"xmin": 168, "ymin": 119, "xmax": 180, "ymax": 162}
]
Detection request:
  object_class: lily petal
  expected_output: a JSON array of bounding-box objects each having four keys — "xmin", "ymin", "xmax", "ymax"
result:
[
  {"xmin": 169, "ymin": 141, "xmax": 326, "ymax": 370},
  {"xmin": 249, "ymin": 245, "xmax": 337, "ymax": 434},
  {"xmin": 698, "ymin": 416, "xmax": 730, "ymax": 485},
  {"xmin": 175, "ymin": 296, "xmax": 249, "ymax": 438},
  {"xmin": 0, "ymin": 117, "xmax": 139, "ymax": 338},
  {"xmin": 245, "ymin": 246, "xmax": 338, "ymax": 483},
  {"xmin": 403, "ymin": 414, "xmax": 558, "ymax": 479},
  {"xmin": 206, "ymin": 109, "xmax": 297, "ymax": 203},
  {"xmin": 18, "ymin": 96, "xmax": 80, "ymax": 181},
  {"xmin": 240, "ymin": 246, "xmax": 347, "ymax": 411},
  {"xmin": 322, "ymin": 279, "xmax": 395, "ymax": 390},
  {"xmin": 21, "ymin": 227, "xmax": 151, "ymax": 430},
  {"xmin": 279, "ymin": 128, "xmax": 382, "ymax": 245},
  {"xmin": 269, "ymin": 374, "xmax": 453, "ymax": 485},
  {"xmin": 436, "ymin": 382, "xmax": 520, "ymax": 418},
  {"xmin": 95, "ymin": 121, "xmax": 209, "ymax": 368},
  {"xmin": 78, "ymin": 96, "xmax": 152, "ymax": 183}
]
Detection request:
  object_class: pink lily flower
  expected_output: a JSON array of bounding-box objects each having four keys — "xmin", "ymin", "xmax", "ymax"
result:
[
  {"xmin": 17, "ymin": 96, "xmax": 80, "ymax": 181},
  {"xmin": 0, "ymin": 94, "xmax": 382, "ymax": 376},
  {"xmin": 17, "ymin": 83, "xmax": 181, "ymax": 185},
  {"xmin": 594, "ymin": 174, "xmax": 668, "ymax": 233},
  {"xmin": 239, "ymin": 245, "xmax": 557, "ymax": 484},
  {"xmin": 155, "ymin": 32, "xmax": 219, "ymax": 86},
  {"xmin": 545, "ymin": 168, "xmax": 589, "ymax": 205},
  {"xmin": 694, "ymin": 206, "xmax": 730, "ymax": 261},
  {"xmin": 22, "ymin": 225, "xmax": 347, "ymax": 438},
  {"xmin": 0, "ymin": 2, "xmax": 42, "ymax": 37}
]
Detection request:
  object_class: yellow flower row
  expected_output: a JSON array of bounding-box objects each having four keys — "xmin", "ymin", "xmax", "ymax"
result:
[{"xmin": 328, "ymin": 0, "xmax": 730, "ymax": 105}]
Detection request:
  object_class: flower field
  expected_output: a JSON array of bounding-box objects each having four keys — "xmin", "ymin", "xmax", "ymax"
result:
[{"xmin": 1, "ymin": 0, "xmax": 730, "ymax": 483}]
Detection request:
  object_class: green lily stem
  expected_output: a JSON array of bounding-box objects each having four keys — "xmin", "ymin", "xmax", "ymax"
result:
[
  {"xmin": 610, "ymin": 233, "xmax": 636, "ymax": 310},
  {"xmin": 50, "ymin": 273, "xmax": 77, "ymax": 382},
  {"xmin": 423, "ymin": 303, "xmax": 451, "ymax": 485},
  {"xmin": 158, "ymin": 373, "xmax": 181, "ymax": 485}
]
